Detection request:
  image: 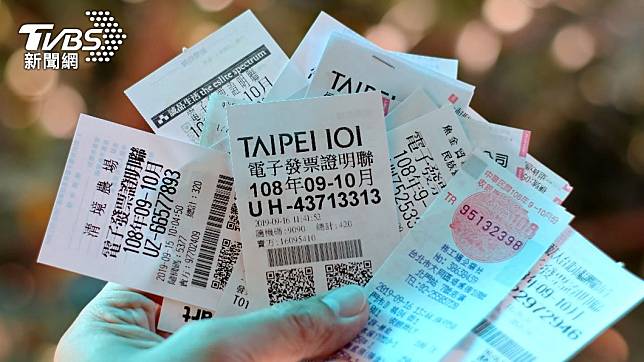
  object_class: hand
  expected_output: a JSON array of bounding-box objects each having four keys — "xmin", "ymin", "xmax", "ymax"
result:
[
  {"xmin": 572, "ymin": 328, "xmax": 629, "ymax": 362},
  {"xmin": 54, "ymin": 282, "xmax": 369, "ymax": 362},
  {"xmin": 55, "ymin": 283, "xmax": 629, "ymax": 362}
]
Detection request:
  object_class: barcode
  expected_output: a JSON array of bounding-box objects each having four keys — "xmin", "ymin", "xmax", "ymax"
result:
[
  {"xmin": 191, "ymin": 175, "xmax": 234, "ymax": 288},
  {"xmin": 267, "ymin": 239, "xmax": 363, "ymax": 267},
  {"xmin": 473, "ymin": 320, "xmax": 536, "ymax": 362},
  {"xmin": 211, "ymin": 238, "xmax": 242, "ymax": 290}
]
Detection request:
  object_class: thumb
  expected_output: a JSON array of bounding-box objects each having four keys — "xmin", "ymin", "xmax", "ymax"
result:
[{"xmin": 154, "ymin": 285, "xmax": 369, "ymax": 362}]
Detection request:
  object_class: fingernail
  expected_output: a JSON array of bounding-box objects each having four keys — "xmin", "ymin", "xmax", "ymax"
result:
[{"xmin": 322, "ymin": 285, "xmax": 367, "ymax": 318}]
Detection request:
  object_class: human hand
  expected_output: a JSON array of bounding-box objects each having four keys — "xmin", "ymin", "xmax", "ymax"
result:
[
  {"xmin": 54, "ymin": 282, "xmax": 369, "ymax": 362},
  {"xmin": 55, "ymin": 282, "xmax": 629, "ymax": 362},
  {"xmin": 572, "ymin": 328, "xmax": 629, "ymax": 362}
]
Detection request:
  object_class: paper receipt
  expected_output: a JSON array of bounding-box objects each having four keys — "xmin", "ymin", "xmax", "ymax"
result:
[
  {"xmin": 450, "ymin": 227, "xmax": 643, "ymax": 362},
  {"xmin": 336, "ymin": 151, "xmax": 573, "ymax": 361},
  {"xmin": 459, "ymin": 116, "xmax": 531, "ymax": 178},
  {"xmin": 38, "ymin": 115, "xmax": 242, "ymax": 308},
  {"xmin": 159, "ymin": 257, "xmax": 252, "ymax": 332},
  {"xmin": 125, "ymin": 10, "xmax": 288, "ymax": 144},
  {"xmin": 306, "ymin": 33, "xmax": 474, "ymax": 113},
  {"xmin": 387, "ymin": 105, "xmax": 472, "ymax": 238},
  {"xmin": 227, "ymin": 92, "xmax": 400, "ymax": 309},
  {"xmin": 265, "ymin": 11, "xmax": 458, "ymax": 101},
  {"xmin": 384, "ymin": 87, "xmax": 438, "ymax": 131},
  {"xmin": 522, "ymin": 154, "xmax": 573, "ymax": 204}
]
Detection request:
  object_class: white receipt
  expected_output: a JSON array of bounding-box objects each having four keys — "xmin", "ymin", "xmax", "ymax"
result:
[
  {"xmin": 215, "ymin": 257, "xmax": 253, "ymax": 316},
  {"xmin": 213, "ymin": 136, "xmax": 232, "ymax": 155},
  {"xmin": 199, "ymin": 95, "xmax": 235, "ymax": 148},
  {"xmin": 385, "ymin": 87, "xmax": 438, "ymax": 131},
  {"xmin": 265, "ymin": 11, "xmax": 458, "ymax": 101},
  {"xmin": 523, "ymin": 154, "xmax": 573, "ymax": 204},
  {"xmin": 459, "ymin": 116, "xmax": 531, "ymax": 178},
  {"xmin": 158, "ymin": 299, "xmax": 215, "ymax": 333},
  {"xmin": 159, "ymin": 257, "xmax": 252, "ymax": 332},
  {"xmin": 336, "ymin": 151, "xmax": 573, "ymax": 361},
  {"xmin": 306, "ymin": 33, "xmax": 474, "ymax": 113},
  {"xmin": 38, "ymin": 115, "xmax": 243, "ymax": 308},
  {"xmin": 388, "ymin": 105, "xmax": 472, "ymax": 237},
  {"xmin": 450, "ymin": 227, "xmax": 643, "ymax": 362},
  {"xmin": 456, "ymin": 107, "xmax": 489, "ymax": 124},
  {"xmin": 400, "ymin": 52, "xmax": 459, "ymax": 79},
  {"xmin": 125, "ymin": 10, "xmax": 288, "ymax": 144},
  {"xmin": 457, "ymin": 107, "xmax": 571, "ymax": 202},
  {"xmin": 200, "ymin": 95, "xmax": 251, "ymax": 149},
  {"xmin": 227, "ymin": 92, "xmax": 400, "ymax": 309}
]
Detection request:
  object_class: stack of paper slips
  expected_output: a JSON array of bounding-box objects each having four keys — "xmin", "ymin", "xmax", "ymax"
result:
[{"xmin": 38, "ymin": 10, "xmax": 643, "ymax": 361}]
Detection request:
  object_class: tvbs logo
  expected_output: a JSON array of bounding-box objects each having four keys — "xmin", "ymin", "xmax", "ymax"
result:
[{"xmin": 18, "ymin": 10, "xmax": 126, "ymax": 70}]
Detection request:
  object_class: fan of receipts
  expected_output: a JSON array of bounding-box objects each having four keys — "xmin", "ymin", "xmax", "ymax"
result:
[{"xmin": 38, "ymin": 10, "xmax": 642, "ymax": 362}]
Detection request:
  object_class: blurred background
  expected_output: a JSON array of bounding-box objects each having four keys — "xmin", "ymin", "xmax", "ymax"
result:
[{"xmin": 0, "ymin": 0, "xmax": 642, "ymax": 360}]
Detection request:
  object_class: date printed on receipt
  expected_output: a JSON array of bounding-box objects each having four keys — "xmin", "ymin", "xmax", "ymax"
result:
[
  {"xmin": 38, "ymin": 115, "xmax": 242, "ymax": 309},
  {"xmin": 336, "ymin": 151, "xmax": 573, "ymax": 361},
  {"xmin": 227, "ymin": 92, "xmax": 400, "ymax": 310}
]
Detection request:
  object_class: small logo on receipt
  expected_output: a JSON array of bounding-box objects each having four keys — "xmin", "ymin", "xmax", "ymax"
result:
[{"xmin": 18, "ymin": 10, "xmax": 127, "ymax": 70}]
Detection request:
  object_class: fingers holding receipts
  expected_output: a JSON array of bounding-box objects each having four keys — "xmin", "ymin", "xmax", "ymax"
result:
[
  {"xmin": 154, "ymin": 284, "xmax": 368, "ymax": 361},
  {"xmin": 56, "ymin": 282, "xmax": 369, "ymax": 362}
]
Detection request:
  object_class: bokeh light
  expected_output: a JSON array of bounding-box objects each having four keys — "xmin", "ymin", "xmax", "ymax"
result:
[
  {"xmin": 0, "ymin": 318, "xmax": 11, "ymax": 361},
  {"xmin": 382, "ymin": 0, "xmax": 436, "ymax": 34},
  {"xmin": 524, "ymin": 0, "xmax": 552, "ymax": 8},
  {"xmin": 5, "ymin": 50, "xmax": 59, "ymax": 99},
  {"xmin": 365, "ymin": 23, "xmax": 410, "ymax": 52},
  {"xmin": 34, "ymin": 83, "xmax": 86, "ymax": 138},
  {"xmin": 608, "ymin": 60, "xmax": 644, "ymax": 115},
  {"xmin": 555, "ymin": 0, "xmax": 590, "ymax": 14},
  {"xmin": 0, "ymin": 88, "xmax": 34, "ymax": 129},
  {"xmin": 482, "ymin": 0, "xmax": 534, "ymax": 33},
  {"xmin": 193, "ymin": 0, "xmax": 233, "ymax": 12},
  {"xmin": 551, "ymin": 24, "xmax": 596, "ymax": 71},
  {"xmin": 455, "ymin": 21, "xmax": 502, "ymax": 74}
]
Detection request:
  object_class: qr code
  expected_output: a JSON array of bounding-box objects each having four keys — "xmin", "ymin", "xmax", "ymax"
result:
[
  {"xmin": 325, "ymin": 260, "xmax": 373, "ymax": 289},
  {"xmin": 226, "ymin": 200, "xmax": 240, "ymax": 231},
  {"xmin": 211, "ymin": 238, "xmax": 241, "ymax": 290},
  {"xmin": 266, "ymin": 266, "xmax": 315, "ymax": 305}
]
